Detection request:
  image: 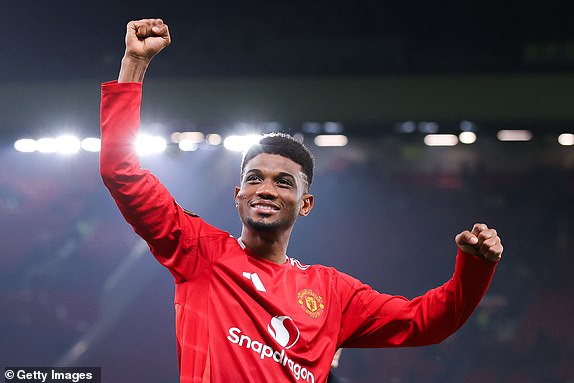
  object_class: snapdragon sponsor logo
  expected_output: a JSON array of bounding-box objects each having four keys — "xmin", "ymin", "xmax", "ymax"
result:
[
  {"xmin": 227, "ymin": 322, "xmax": 315, "ymax": 382},
  {"xmin": 267, "ymin": 315, "xmax": 300, "ymax": 349}
]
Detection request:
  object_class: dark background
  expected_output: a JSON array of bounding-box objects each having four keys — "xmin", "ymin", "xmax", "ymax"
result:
[
  {"xmin": 4, "ymin": 0, "xmax": 574, "ymax": 81},
  {"xmin": 1, "ymin": 1, "xmax": 573, "ymax": 382}
]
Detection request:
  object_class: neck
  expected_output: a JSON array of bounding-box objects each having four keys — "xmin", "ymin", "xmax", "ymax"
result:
[{"xmin": 239, "ymin": 228, "xmax": 291, "ymax": 264}]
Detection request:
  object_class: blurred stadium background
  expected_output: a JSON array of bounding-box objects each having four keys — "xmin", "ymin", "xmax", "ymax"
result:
[{"xmin": 1, "ymin": 1, "xmax": 573, "ymax": 382}]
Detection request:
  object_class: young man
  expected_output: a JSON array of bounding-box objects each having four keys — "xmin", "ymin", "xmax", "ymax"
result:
[{"xmin": 100, "ymin": 18, "xmax": 503, "ymax": 383}]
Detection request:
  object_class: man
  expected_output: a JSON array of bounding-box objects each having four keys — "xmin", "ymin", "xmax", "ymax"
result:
[{"xmin": 100, "ymin": 18, "xmax": 503, "ymax": 383}]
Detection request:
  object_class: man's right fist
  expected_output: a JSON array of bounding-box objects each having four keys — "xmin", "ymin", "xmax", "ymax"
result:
[{"xmin": 124, "ymin": 18, "xmax": 171, "ymax": 62}]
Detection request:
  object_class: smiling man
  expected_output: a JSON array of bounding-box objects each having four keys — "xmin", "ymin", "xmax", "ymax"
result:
[
  {"xmin": 100, "ymin": 18, "xmax": 503, "ymax": 383},
  {"xmin": 235, "ymin": 145, "xmax": 315, "ymax": 264}
]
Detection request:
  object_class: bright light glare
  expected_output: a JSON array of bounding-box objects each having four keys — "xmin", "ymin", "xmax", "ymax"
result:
[
  {"xmin": 37, "ymin": 137, "xmax": 58, "ymax": 153},
  {"xmin": 179, "ymin": 140, "xmax": 198, "ymax": 151},
  {"xmin": 223, "ymin": 134, "xmax": 261, "ymax": 152},
  {"xmin": 314, "ymin": 135, "xmax": 348, "ymax": 147},
  {"xmin": 14, "ymin": 139, "xmax": 37, "ymax": 152},
  {"xmin": 135, "ymin": 134, "xmax": 167, "ymax": 155},
  {"xmin": 56, "ymin": 135, "xmax": 81, "ymax": 154},
  {"xmin": 206, "ymin": 134, "xmax": 222, "ymax": 146},
  {"xmin": 497, "ymin": 130, "xmax": 532, "ymax": 142},
  {"xmin": 558, "ymin": 133, "xmax": 574, "ymax": 146},
  {"xmin": 81, "ymin": 137, "xmax": 101, "ymax": 152},
  {"xmin": 171, "ymin": 131, "xmax": 204, "ymax": 144},
  {"xmin": 175, "ymin": 132, "xmax": 204, "ymax": 151},
  {"xmin": 424, "ymin": 134, "xmax": 459, "ymax": 146},
  {"xmin": 459, "ymin": 131, "xmax": 477, "ymax": 144}
]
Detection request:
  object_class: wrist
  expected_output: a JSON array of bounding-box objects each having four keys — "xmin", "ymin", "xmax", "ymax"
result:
[{"xmin": 118, "ymin": 55, "xmax": 151, "ymax": 83}]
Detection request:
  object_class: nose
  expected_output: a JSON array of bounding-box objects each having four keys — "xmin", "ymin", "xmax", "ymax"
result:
[{"xmin": 256, "ymin": 179, "xmax": 278, "ymax": 199}]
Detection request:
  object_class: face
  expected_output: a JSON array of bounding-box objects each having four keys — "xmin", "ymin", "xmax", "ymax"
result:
[{"xmin": 235, "ymin": 153, "xmax": 314, "ymax": 234}]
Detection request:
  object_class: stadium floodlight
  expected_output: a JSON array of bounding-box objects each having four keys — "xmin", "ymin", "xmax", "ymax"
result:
[
  {"xmin": 424, "ymin": 134, "xmax": 459, "ymax": 146},
  {"xmin": 173, "ymin": 131, "xmax": 204, "ymax": 152},
  {"xmin": 171, "ymin": 131, "xmax": 204, "ymax": 144},
  {"xmin": 223, "ymin": 134, "xmax": 261, "ymax": 152},
  {"xmin": 135, "ymin": 134, "xmax": 167, "ymax": 155},
  {"xmin": 14, "ymin": 139, "xmax": 38, "ymax": 153},
  {"xmin": 314, "ymin": 135, "xmax": 348, "ymax": 147},
  {"xmin": 37, "ymin": 137, "xmax": 59, "ymax": 153},
  {"xmin": 558, "ymin": 133, "xmax": 574, "ymax": 146},
  {"xmin": 56, "ymin": 135, "xmax": 81, "ymax": 154},
  {"xmin": 81, "ymin": 137, "xmax": 102, "ymax": 152},
  {"xmin": 497, "ymin": 130, "xmax": 532, "ymax": 142},
  {"xmin": 206, "ymin": 134, "xmax": 222, "ymax": 146},
  {"xmin": 458, "ymin": 131, "xmax": 477, "ymax": 144},
  {"xmin": 178, "ymin": 140, "xmax": 199, "ymax": 151}
]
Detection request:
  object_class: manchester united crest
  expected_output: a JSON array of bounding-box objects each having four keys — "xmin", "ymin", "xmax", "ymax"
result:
[{"xmin": 297, "ymin": 289, "xmax": 325, "ymax": 318}]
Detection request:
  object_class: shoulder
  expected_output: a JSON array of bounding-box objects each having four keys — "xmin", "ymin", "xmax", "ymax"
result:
[
  {"xmin": 287, "ymin": 257, "xmax": 332, "ymax": 272},
  {"xmin": 178, "ymin": 207, "xmax": 235, "ymax": 244},
  {"xmin": 287, "ymin": 257, "xmax": 347, "ymax": 281}
]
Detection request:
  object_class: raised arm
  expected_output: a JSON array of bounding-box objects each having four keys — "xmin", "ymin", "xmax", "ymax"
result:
[
  {"xmin": 100, "ymin": 20, "xmax": 212, "ymax": 281},
  {"xmin": 118, "ymin": 18, "xmax": 171, "ymax": 82},
  {"xmin": 336, "ymin": 223, "xmax": 502, "ymax": 348}
]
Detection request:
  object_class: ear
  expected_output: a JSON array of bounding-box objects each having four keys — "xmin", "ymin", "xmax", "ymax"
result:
[
  {"xmin": 299, "ymin": 193, "xmax": 314, "ymax": 217},
  {"xmin": 234, "ymin": 186, "xmax": 241, "ymax": 206}
]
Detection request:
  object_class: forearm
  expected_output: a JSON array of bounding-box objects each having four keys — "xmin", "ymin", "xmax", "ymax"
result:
[
  {"xmin": 400, "ymin": 250, "xmax": 497, "ymax": 345},
  {"xmin": 100, "ymin": 81, "xmax": 142, "ymax": 177},
  {"xmin": 99, "ymin": 81, "xmax": 147, "ymax": 211},
  {"xmin": 338, "ymin": 249, "xmax": 497, "ymax": 348},
  {"xmin": 99, "ymin": 82, "xmax": 179, "ymax": 248}
]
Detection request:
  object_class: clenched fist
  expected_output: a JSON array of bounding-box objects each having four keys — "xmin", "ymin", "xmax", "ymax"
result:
[
  {"xmin": 455, "ymin": 223, "xmax": 503, "ymax": 262},
  {"xmin": 125, "ymin": 18, "xmax": 171, "ymax": 61},
  {"xmin": 118, "ymin": 18, "xmax": 171, "ymax": 82}
]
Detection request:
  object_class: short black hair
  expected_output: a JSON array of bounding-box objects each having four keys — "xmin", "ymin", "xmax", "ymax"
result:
[{"xmin": 241, "ymin": 133, "xmax": 315, "ymax": 189}]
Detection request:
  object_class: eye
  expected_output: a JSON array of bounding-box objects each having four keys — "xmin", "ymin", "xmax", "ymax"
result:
[
  {"xmin": 277, "ymin": 178, "xmax": 293, "ymax": 188},
  {"xmin": 246, "ymin": 174, "xmax": 262, "ymax": 183}
]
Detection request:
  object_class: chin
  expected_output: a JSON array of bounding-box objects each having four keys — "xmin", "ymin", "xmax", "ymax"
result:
[{"xmin": 246, "ymin": 218, "xmax": 285, "ymax": 232}]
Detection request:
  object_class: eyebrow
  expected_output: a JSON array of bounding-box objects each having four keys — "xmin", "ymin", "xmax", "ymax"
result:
[
  {"xmin": 275, "ymin": 171, "xmax": 296, "ymax": 181},
  {"xmin": 243, "ymin": 168, "xmax": 308, "ymax": 191},
  {"xmin": 245, "ymin": 169, "xmax": 296, "ymax": 180}
]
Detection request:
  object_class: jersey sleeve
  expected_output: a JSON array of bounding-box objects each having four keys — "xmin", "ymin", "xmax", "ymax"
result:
[
  {"xmin": 99, "ymin": 80, "xmax": 215, "ymax": 282},
  {"xmin": 334, "ymin": 249, "xmax": 497, "ymax": 348}
]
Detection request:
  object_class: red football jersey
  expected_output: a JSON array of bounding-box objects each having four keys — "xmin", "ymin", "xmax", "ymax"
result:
[{"xmin": 100, "ymin": 81, "xmax": 497, "ymax": 383}]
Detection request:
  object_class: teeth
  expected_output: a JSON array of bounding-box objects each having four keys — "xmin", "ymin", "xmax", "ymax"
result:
[{"xmin": 254, "ymin": 204, "xmax": 276, "ymax": 211}]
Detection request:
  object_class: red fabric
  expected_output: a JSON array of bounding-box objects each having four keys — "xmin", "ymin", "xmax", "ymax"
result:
[{"xmin": 100, "ymin": 80, "xmax": 497, "ymax": 383}]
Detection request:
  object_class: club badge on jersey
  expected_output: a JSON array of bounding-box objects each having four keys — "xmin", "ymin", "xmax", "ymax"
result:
[{"xmin": 297, "ymin": 289, "xmax": 325, "ymax": 319}]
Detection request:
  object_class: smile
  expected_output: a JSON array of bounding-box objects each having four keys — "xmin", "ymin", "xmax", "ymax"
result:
[{"xmin": 251, "ymin": 202, "xmax": 280, "ymax": 213}]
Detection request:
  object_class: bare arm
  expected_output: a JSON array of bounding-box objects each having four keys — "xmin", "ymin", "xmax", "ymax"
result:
[{"xmin": 118, "ymin": 18, "xmax": 171, "ymax": 83}]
